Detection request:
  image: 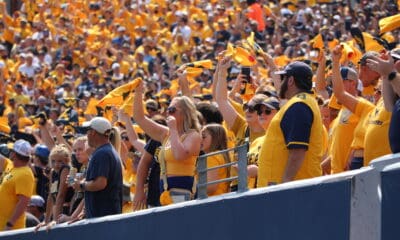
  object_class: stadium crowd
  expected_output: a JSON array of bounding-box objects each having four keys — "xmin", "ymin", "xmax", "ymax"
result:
[{"xmin": 0, "ymin": 0, "xmax": 399, "ymax": 232}]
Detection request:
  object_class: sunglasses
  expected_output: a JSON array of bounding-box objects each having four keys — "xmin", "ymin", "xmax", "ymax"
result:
[
  {"xmin": 257, "ymin": 108, "xmax": 272, "ymax": 116},
  {"xmin": 121, "ymin": 135, "xmax": 129, "ymax": 141},
  {"xmin": 146, "ymin": 107, "xmax": 157, "ymax": 112},
  {"xmin": 243, "ymin": 103, "xmax": 256, "ymax": 113},
  {"xmin": 166, "ymin": 106, "xmax": 177, "ymax": 114}
]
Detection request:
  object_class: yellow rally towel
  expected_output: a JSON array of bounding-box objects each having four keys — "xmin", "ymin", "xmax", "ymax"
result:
[
  {"xmin": 379, "ymin": 13, "xmax": 400, "ymax": 34},
  {"xmin": 98, "ymin": 77, "xmax": 142, "ymax": 108},
  {"xmin": 184, "ymin": 59, "xmax": 213, "ymax": 69},
  {"xmin": 233, "ymin": 47, "xmax": 257, "ymax": 67},
  {"xmin": 310, "ymin": 33, "xmax": 324, "ymax": 50}
]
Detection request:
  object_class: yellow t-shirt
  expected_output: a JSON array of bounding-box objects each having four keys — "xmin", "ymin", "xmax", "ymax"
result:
[
  {"xmin": 230, "ymin": 116, "xmax": 265, "ymax": 188},
  {"xmin": 364, "ymin": 99, "xmax": 392, "ymax": 165},
  {"xmin": 330, "ymin": 108, "xmax": 358, "ymax": 174},
  {"xmin": 247, "ymin": 135, "xmax": 264, "ymax": 189},
  {"xmin": 231, "ymin": 116, "xmax": 265, "ymax": 146},
  {"xmin": 350, "ymin": 98, "xmax": 375, "ymax": 150},
  {"xmin": 362, "ymin": 85, "xmax": 376, "ymax": 104},
  {"xmin": 0, "ymin": 165, "xmax": 34, "ymax": 230},
  {"xmin": 0, "ymin": 158, "xmax": 13, "ymax": 184},
  {"xmin": 206, "ymin": 154, "xmax": 229, "ymax": 197}
]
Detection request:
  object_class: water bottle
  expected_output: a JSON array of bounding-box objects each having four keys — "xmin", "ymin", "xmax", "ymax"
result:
[{"xmin": 68, "ymin": 167, "xmax": 77, "ymax": 186}]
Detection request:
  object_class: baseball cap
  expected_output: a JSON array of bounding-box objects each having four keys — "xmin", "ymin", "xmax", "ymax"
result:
[
  {"xmin": 255, "ymin": 97, "xmax": 281, "ymax": 110},
  {"xmin": 112, "ymin": 63, "xmax": 120, "ymax": 70},
  {"xmin": 358, "ymin": 51, "xmax": 380, "ymax": 66},
  {"xmin": 35, "ymin": 144, "xmax": 50, "ymax": 158},
  {"xmin": 0, "ymin": 143, "xmax": 11, "ymax": 158},
  {"xmin": 275, "ymin": 61, "xmax": 313, "ymax": 90},
  {"xmin": 29, "ymin": 195, "xmax": 45, "ymax": 208},
  {"xmin": 391, "ymin": 48, "xmax": 400, "ymax": 61},
  {"xmin": 13, "ymin": 139, "xmax": 32, "ymax": 157},
  {"xmin": 117, "ymin": 26, "xmax": 126, "ymax": 32},
  {"xmin": 82, "ymin": 117, "xmax": 112, "ymax": 135},
  {"xmin": 340, "ymin": 67, "xmax": 358, "ymax": 81},
  {"xmin": 146, "ymin": 99, "xmax": 159, "ymax": 111}
]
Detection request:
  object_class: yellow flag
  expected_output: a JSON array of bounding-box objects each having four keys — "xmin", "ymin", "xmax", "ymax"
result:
[
  {"xmin": 225, "ymin": 42, "xmax": 236, "ymax": 57},
  {"xmin": 185, "ymin": 60, "xmax": 213, "ymax": 69},
  {"xmin": 327, "ymin": 39, "xmax": 340, "ymax": 51},
  {"xmin": 0, "ymin": 116, "xmax": 10, "ymax": 134},
  {"xmin": 340, "ymin": 42, "xmax": 355, "ymax": 64},
  {"xmin": 362, "ymin": 32, "xmax": 385, "ymax": 52},
  {"xmin": 348, "ymin": 40, "xmax": 362, "ymax": 66},
  {"xmin": 120, "ymin": 94, "xmax": 134, "ymax": 116},
  {"xmin": 233, "ymin": 47, "xmax": 257, "ymax": 66},
  {"xmin": 186, "ymin": 67, "xmax": 203, "ymax": 77},
  {"xmin": 84, "ymin": 98, "xmax": 99, "ymax": 115},
  {"xmin": 339, "ymin": 41, "xmax": 362, "ymax": 65},
  {"xmin": 310, "ymin": 33, "xmax": 324, "ymax": 50},
  {"xmin": 379, "ymin": 14, "xmax": 400, "ymax": 34},
  {"xmin": 98, "ymin": 78, "xmax": 142, "ymax": 108},
  {"xmin": 246, "ymin": 32, "xmax": 264, "ymax": 54}
]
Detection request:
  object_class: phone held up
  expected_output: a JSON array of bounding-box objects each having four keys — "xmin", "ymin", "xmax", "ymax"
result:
[{"xmin": 240, "ymin": 67, "xmax": 251, "ymax": 95}]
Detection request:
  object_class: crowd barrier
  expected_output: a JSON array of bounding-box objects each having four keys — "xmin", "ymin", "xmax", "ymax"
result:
[{"xmin": 1, "ymin": 153, "xmax": 399, "ymax": 240}]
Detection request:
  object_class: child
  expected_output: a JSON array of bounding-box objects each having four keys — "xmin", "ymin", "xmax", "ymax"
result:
[{"xmin": 200, "ymin": 124, "xmax": 230, "ymax": 196}]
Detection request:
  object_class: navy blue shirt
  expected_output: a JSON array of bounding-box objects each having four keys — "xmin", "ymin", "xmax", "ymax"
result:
[
  {"xmin": 280, "ymin": 102, "xmax": 313, "ymax": 150},
  {"xmin": 144, "ymin": 139, "xmax": 161, "ymax": 206},
  {"xmin": 85, "ymin": 143, "xmax": 122, "ymax": 218}
]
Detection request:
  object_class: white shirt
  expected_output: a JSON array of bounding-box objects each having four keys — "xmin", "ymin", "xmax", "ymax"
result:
[{"xmin": 18, "ymin": 63, "xmax": 39, "ymax": 77}]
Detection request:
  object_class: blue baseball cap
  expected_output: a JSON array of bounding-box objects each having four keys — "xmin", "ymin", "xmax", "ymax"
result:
[{"xmin": 35, "ymin": 144, "xmax": 50, "ymax": 158}]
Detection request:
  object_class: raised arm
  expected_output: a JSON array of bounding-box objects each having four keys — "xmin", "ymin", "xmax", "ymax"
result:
[
  {"xmin": 214, "ymin": 55, "xmax": 240, "ymax": 129},
  {"xmin": 331, "ymin": 45, "xmax": 358, "ymax": 113},
  {"xmin": 315, "ymin": 50, "xmax": 329, "ymax": 99},
  {"xmin": 366, "ymin": 53, "xmax": 398, "ymax": 112},
  {"xmin": 39, "ymin": 121, "xmax": 56, "ymax": 150},
  {"xmin": 177, "ymin": 70, "xmax": 192, "ymax": 98},
  {"xmin": 132, "ymin": 81, "xmax": 168, "ymax": 142},
  {"xmin": 119, "ymin": 110, "xmax": 145, "ymax": 154}
]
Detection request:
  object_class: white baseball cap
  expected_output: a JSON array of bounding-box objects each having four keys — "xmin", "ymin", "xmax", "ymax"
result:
[
  {"xmin": 29, "ymin": 195, "xmax": 45, "ymax": 208},
  {"xmin": 13, "ymin": 139, "xmax": 32, "ymax": 157},
  {"xmin": 82, "ymin": 117, "xmax": 112, "ymax": 135},
  {"xmin": 112, "ymin": 63, "xmax": 120, "ymax": 70},
  {"xmin": 117, "ymin": 26, "xmax": 126, "ymax": 32}
]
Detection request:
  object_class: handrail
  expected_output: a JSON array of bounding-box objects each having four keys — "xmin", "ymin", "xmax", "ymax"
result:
[{"xmin": 197, "ymin": 143, "xmax": 248, "ymax": 199}]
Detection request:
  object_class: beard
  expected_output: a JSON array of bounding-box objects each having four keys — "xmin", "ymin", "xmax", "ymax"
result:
[{"xmin": 279, "ymin": 79, "xmax": 288, "ymax": 99}]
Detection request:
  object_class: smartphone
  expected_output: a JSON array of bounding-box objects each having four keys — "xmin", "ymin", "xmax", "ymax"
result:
[
  {"xmin": 241, "ymin": 67, "xmax": 251, "ymax": 83},
  {"xmin": 345, "ymin": 17, "xmax": 352, "ymax": 32}
]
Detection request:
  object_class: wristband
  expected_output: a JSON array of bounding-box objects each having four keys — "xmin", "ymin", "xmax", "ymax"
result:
[
  {"xmin": 388, "ymin": 71, "xmax": 397, "ymax": 81},
  {"xmin": 80, "ymin": 182, "xmax": 86, "ymax": 191},
  {"xmin": 6, "ymin": 221, "xmax": 13, "ymax": 227}
]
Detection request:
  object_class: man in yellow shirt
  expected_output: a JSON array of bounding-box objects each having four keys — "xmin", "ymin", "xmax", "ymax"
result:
[
  {"xmin": 257, "ymin": 62, "xmax": 323, "ymax": 187},
  {"xmin": 0, "ymin": 139, "xmax": 34, "ymax": 231}
]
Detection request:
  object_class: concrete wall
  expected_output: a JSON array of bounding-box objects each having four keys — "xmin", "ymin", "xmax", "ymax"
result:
[{"xmin": 1, "ymin": 153, "xmax": 399, "ymax": 240}]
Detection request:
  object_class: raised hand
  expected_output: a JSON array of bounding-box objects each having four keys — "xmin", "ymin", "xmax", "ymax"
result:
[{"xmin": 331, "ymin": 45, "xmax": 343, "ymax": 64}]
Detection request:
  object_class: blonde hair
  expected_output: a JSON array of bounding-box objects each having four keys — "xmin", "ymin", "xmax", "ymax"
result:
[
  {"xmin": 73, "ymin": 136, "xmax": 88, "ymax": 146},
  {"xmin": 49, "ymin": 144, "xmax": 71, "ymax": 167},
  {"xmin": 175, "ymin": 96, "xmax": 201, "ymax": 132},
  {"xmin": 108, "ymin": 126, "xmax": 121, "ymax": 155}
]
